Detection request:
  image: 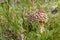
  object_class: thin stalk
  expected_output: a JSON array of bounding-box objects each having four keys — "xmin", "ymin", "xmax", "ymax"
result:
[
  {"xmin": 21, "ymin": 8, "xmax": 25, "ymax": 40},
  {"xmin": 38, "ymin": 22, "xmax": 45, "ymax": 34}
]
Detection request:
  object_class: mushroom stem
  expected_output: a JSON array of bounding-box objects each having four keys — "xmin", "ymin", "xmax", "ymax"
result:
[{"xmin": 38, "ymin": 22, "xmax": 45, "ymax": 33}]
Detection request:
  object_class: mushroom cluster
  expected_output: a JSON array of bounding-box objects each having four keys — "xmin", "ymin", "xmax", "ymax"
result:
[{"xmin": 29, "ymin": 10, "xmax": 48, "ymax": 33}]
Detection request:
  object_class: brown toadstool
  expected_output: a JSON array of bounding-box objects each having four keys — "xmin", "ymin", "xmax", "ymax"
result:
[{"xmin": 29, "ymin": 10, "xmax": 48, "ymax": 33}]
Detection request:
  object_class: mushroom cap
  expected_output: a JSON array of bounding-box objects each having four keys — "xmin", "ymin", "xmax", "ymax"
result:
[{"xmin": 29, "ymin": 10, "xmax": 48, "ymax": 23}]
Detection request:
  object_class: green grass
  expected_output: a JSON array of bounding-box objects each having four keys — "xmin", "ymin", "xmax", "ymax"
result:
[{"xmin": 0, "ymin": 0, "xmax": 60, "ymax": 40}]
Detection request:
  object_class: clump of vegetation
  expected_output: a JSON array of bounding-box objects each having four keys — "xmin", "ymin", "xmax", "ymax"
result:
[{"xmin": 0, "ymin": 0, "xmax": 60, "ymax": 40}]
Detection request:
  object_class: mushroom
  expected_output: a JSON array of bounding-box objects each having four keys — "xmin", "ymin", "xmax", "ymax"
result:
[{"xmin": 29, "ymin": 10, "xmax": 48, "ymax": 33}]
